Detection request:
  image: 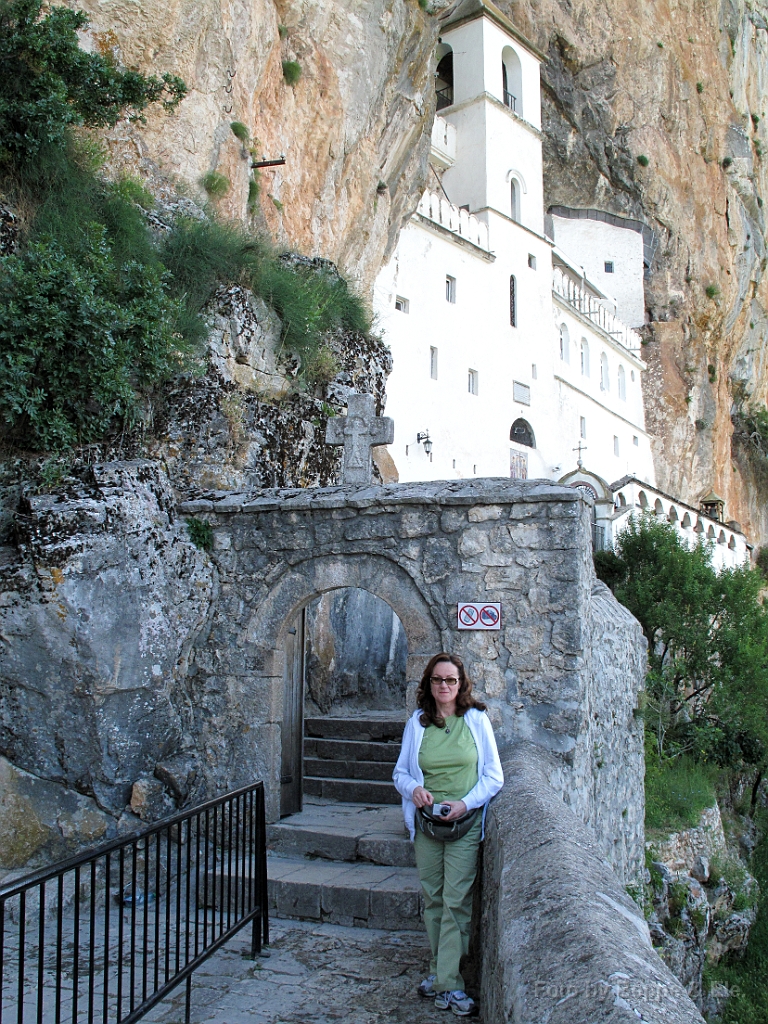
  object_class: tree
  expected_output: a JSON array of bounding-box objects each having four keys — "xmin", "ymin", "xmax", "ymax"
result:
[
  {"xmin": 596, "ymin": 515, "xmax": 768, "ymax": 780},
  {"xmin": 0, "ymin": 0, "xmax": 185, "ymax": 161}
]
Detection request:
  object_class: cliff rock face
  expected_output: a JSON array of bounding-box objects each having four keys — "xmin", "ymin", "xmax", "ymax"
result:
[
  {"xmin": 78, "ymin": 0, "xmax": 440, "ymax": 297},
  {"xmin": 499, "ymin": 0, "xmax": 768, "ymax": 541}
]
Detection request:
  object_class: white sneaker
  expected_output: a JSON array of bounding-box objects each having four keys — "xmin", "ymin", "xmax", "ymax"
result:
[
  {"xmin": 434, "ymin": 990, "xmax": 477, "ymax": 1016},
  {"xmin": 418, "ymin": 974, "xmax": 437, "ymax": 998}
]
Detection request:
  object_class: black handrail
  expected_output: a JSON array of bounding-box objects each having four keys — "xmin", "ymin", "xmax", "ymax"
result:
[
  {"xmin": 503, "ymin": 90, "xmax": 517, "ymax": 112},
  {"xmin": 0, "ymin": 781, "xmax": 268, "ymax": 1024}
]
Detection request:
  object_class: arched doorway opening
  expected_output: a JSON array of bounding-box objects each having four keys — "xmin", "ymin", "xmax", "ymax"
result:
[
  {"xmin": 281, "ymin": 587, "xmax": 409, "ymax": 815},
  {"xmin": 435, "ymin": 46, "xmax": 454, "ymax": 110}
]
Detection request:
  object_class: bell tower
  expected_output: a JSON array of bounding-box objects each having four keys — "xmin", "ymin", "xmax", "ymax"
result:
[{"xmin": 436, "ymin": 0, "xmax": 545, "ymax": 236}]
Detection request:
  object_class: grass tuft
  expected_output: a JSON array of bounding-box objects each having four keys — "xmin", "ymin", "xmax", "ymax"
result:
[
  {"xmin": 201, "ymin": 171, "xmax": 230, "ymax": 199},
  {"xmin": 230, "ymin": 121, "xmax": 249, "ymax": 144}
]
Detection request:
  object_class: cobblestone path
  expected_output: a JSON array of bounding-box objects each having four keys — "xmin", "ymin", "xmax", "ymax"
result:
[{"xmin": 145, "ymin": 918, "xmax": 442, "ymax": 1024}]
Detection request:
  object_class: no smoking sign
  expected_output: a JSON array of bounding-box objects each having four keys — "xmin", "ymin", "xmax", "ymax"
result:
[{"xmin": 457, "ymin": 602, "xmax": 501, "ymax": 631}]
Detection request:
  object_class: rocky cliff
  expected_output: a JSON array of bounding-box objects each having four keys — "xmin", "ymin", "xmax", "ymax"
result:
[
  {"xmin": 74, "ymin": 0, "xmax": 768, "ymax": 540},
  {"xmin": 500, "ymin": 0, "xmax": 768, "ymax": 541}
]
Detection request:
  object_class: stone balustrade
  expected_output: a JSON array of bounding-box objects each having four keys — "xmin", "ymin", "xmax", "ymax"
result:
[
  {"xmin": 416, "ymin": 189, "xmax": 491, "ymax": 250},
  {"xmin": 553, "ymin": 267, "xmax": 642, "ymax": 353}
]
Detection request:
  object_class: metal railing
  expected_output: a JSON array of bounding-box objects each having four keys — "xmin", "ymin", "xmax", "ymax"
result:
[
  {"xmin": 436, "ymin": 86, "xmax": 453, "ymax": 110},
  {"xmin": 0, "ymin": 781, "xmax": 268, "ymax": 1024},
  {"xmin": 503, "ymin": 90, "xmax": 517, "ymax": 112}
]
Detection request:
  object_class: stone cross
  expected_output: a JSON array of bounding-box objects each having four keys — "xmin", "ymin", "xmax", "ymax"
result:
[{"xmin": 325, "ymin": 393, "xmax": 394, "ymax": 485}]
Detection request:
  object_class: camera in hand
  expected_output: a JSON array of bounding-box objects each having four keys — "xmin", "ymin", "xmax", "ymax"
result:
[{"xmin": 439, "ymin": 803, "xmax": 451, "ymax": 816}]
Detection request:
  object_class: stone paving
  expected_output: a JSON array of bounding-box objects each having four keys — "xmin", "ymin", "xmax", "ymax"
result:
[{"xmin": 144, "ymin": 917, "xmax": 450, "ymax": 1024}]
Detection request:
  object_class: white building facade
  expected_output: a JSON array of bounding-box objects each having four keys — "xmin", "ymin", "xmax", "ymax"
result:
[{"xmin": 372, "ymin": 0, "xmax": 750, "ymax": 568}]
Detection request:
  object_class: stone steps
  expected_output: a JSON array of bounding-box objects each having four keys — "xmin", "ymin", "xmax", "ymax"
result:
[
  {"xmin": 303, "ymin": 776, "xmax": 401, "ymax": 804},
  {"xmin": 268, "ymin": 800, "xmax": 415, "ymax": 867},
  {"xmin": 302, "ymin": 713, "xmax": 405, "ymax": 806},
  {"xmin": 267, "ymin": 855, "xmax": 422, "ymax": 930}
]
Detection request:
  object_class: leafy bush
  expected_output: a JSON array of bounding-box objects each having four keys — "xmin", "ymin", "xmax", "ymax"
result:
[
  {"xmin": 201, "ymin": 171, "xmax": 230, "ymax": 198},
  {"xmin": 706, "ymin": 283, "xmax": 720, "ymax": 298},
  {"xmin": 0, "ymin": 0, "xmax": 185, "ymax": 161},
  {"xmin": 637, "ymin": 154, "xmax": 650, "ymax": 167},
  {"xmin": 0, "ymin": 228, "xmax": 184, "ymax": 449},
  {"xmin": 697, "ymin": 81, "xmax": 704, "ymax": 94},
  {"xmin": 230, "ymin": 121, "xmax": 249, "ymax": 143},
  {"xmin": 645, "ymin": 749, "xmax": 716, "ymax": 831},
  {"xmin": 186, "ymin": 517, "xmax": 213, "ymax": 551},
  {"xmin": 282, "ymin": 60, "xmax": 302, "ymax": 86}
]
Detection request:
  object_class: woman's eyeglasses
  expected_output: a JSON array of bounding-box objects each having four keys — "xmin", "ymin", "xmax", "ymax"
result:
[{"xmin": 430, "ymin": 676, "xmax": 460, "ymax": 686}]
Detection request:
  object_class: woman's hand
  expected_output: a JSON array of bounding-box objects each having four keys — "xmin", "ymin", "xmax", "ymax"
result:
[
  {"xmin": 440, "ymin": 800, "xmax": 467, "ymax": 821},
  {"xmin": 412, "ymin": 786, "xmax": 434, "ymax": 809}
]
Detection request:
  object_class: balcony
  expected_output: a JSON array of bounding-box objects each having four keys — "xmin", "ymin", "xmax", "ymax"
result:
[
  {"xmin": 503, "ymin": 90, "xmax": 517, "ymax": 112},
  {"xmin": 430, "ymin": 116, "xmax": 456, "ymax": 169},
  {"xmin": 416, "ymin": 190, "xmax": 490, "ymax": 251},
  {"xmin": 553, "ymin": 267, "xmax": 642, "ymax": 354}
]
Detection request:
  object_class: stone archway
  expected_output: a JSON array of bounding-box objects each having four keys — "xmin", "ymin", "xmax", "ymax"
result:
[{"xmin": 243, "ymin": 553, "xmax": 441, "ymax": 817}]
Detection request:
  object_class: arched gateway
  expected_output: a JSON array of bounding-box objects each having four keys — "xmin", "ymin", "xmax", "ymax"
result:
[{"xmin": 181, "ymin": 405, "xmax": 647, "ymax": 883}]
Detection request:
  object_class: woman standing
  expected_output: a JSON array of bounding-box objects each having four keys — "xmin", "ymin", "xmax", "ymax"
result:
[{"xmin": 393, "ymin": 653, "xmax": 504, "ymax": 1017}]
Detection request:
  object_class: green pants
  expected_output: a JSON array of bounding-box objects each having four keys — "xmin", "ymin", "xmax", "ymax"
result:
[{"xmin": 414, "ymin": 817, "xmax": 481, "ymax": 993}]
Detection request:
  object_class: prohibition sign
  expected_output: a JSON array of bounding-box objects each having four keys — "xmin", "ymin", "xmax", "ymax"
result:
[
  {"xmin": 458, "ymin": 604, "xmax": 479, "ymax": 626},
  {"xmin": 479, "ymin": 605, "xmax": 500, "ymax": 627}
]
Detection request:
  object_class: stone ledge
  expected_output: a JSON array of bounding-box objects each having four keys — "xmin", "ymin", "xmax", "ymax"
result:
[
  {"xmin": 178, "ymin": 478, "xmax": 585, "ymax": 516},
  {"xmin": 481, "ymin": 744, "xmax": 705, "ymax": 1024}
]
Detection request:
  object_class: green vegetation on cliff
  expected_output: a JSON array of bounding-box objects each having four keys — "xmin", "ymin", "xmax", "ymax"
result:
[
  {"xmin": 0, "ymin": 0, "xmax": 371, "ymax": 453},
  {"xmin": 595, "ymin": 515, "xmax": 768, "ymax": 826}
]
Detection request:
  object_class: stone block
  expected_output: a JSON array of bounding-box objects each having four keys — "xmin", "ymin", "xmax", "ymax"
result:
[{"xmin": 468, "ymin": 505, "xmax": 503, "ymax": 522}]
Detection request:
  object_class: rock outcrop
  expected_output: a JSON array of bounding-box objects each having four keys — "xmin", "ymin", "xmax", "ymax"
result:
[{"xmin": 498, "ymin": 0, "xmax": 768, "ymax": 542}]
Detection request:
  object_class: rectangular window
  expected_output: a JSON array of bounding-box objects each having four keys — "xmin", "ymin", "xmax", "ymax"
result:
[
  {"xmin": 430, "ymin": 346, "xmax": 438, "ymax": 380},
  {"xmin": 468, "ymin": 369, "xmax": 479, "ymax": 395},
  {"xmin": 531, "ymin": 363, "xmax": 537, "ymax": 379},
  {"xmin": 633, "ymin": 435, "xmax": 639, "ymax": 446},
  {"xmin": 510, "ymin": 450, "xmax": 528, "ymax": 480},
  {"xmin": 445, "ymin": 275, "xmax": 456, "ymax": 303},
  {"xmin": 527, "ymin": 253, "xmax": 536, "ymax": 269},
  {"xmin": 604, "ymin": 261, "xmax": 614, "ymax": 274},
  {"xmin": 580, "ymin": 416, "xmax": 586, "ymax": 439},
  {"xmin": 509, "ymin": 275, "xmax": 517, "ymax": 326},
  {"xmin": 613, "ymin": 435, "xmax": 620, "ymax": 456},
  {"xmin": 394, "ymin": 295, "xmax": 409, "ymax": 313},
  {"xmin": 513, "ymin": 381, "xmax": 531, "ymax": 406}
]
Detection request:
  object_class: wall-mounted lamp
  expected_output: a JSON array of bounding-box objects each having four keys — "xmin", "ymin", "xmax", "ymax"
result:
[{"xmin": 417, "ymin": 430, "xmax": 433, "ymax": 455}]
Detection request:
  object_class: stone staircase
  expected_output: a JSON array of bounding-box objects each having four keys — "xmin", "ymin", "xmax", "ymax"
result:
[{"xmin": 267, "ymin": 714, "xmax": 424, "ymax": 931}]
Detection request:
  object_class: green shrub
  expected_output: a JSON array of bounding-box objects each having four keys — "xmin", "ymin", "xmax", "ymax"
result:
[
  {"xmin": 708, "ymin": 363, "xmax": 717, "ymax": 382},
  {"xmin": 282, "ymin": 60, "xmax": 302, "ymax": 86},
  {"xmin": 248, "ymin": 176, "xmax": 260, "ymax": 209},
  {"xmin": 645, "ymin": 751, "xmax": 716, "ymax": 831},
  {"xmin": 0, "ymin": 0, "xmax": 185, "ymax": 161},
  {"xmin": 201, "ymin": 171, "xmax": 230, "ymax": 198},
  {"xmin": 271, "ymin": 196, "xmax": 284, "ymax": 212},
  {"xmin": 706, "ymin": 283, "xmax": 720, "ymax": 298},
  {"xmin": 277, "ymin": 24, "xmax": 288, "ymax": 39},
  {"xmin": 186, "ymin": 517, "xmax": 213, "ymax": 551},
  {"xmin": 697, "ymin": 82, "xmax": 704, "ymax": 94},
  {"xmin": 230, "ymin": 121, "xmax": 249, "ymax": 144},
  {"xmin": 752, "ymin": 113, "xmax": 760, "ymax": 128},
  {"xmin": 722, "ymin": 156, "xmax": 733, "ymax": 169},
  {"xmin": 0, "ymin": 227, "xmax": 185, "ymax": 449},
  {"xmin": 637, "ymin": 154, "xmax": 649, "ymax": 167}
]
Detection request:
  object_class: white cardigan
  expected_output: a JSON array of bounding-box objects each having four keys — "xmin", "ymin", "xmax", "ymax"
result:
[{"xmin": 392, "ymin": 707, "xmax": 504, "ymax": 841}]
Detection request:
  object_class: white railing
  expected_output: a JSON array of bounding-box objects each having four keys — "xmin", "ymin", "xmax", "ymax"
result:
[
  {"xmin": 553, "ymin": 267, "xmax": 642, "ymax": 353},
  {"xmin": 417, "ymin": 190, "xmax": 490, "ymax": 251}
]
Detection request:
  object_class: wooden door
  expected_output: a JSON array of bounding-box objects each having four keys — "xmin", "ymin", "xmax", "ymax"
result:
[{"xmin": 280, "ymin": 609, "xmax": 305, "ymax": 816}]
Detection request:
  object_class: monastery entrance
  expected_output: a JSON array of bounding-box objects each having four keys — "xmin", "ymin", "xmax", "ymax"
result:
[{"xmin": 281, "ymin": 586, "xmax": 408, "ymax": 816}]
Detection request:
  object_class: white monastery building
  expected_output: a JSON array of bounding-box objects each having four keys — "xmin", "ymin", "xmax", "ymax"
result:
[{"xmin": 373, "ymin": 0, "xmax": 750, "ymax": 568}]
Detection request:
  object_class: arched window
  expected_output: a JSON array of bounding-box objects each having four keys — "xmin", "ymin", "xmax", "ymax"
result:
[
  {"xmin": 510, "ymin": 179, "xmax": 520, "ymax": 222},
  {"xmin": 509, "ymin": 275, "xmax": 517, "ymax": 326},
  {"xmin": 638, "ymin": 491, "xmax": 648, "ymax": 509},
  {"xmin": 560, "ymin": 324, "xmax": 570, "ymax": 363},
  {"xmin": 501, "ymin": 46, "xmax": 523, "ymax": 116},
  {"xmin": 618, "ymin": 365, "xmax": 626, "ymax": 401},
  {"xmin": 510, "ymin": 418, "xmax": 535, "ymax": 448},
  {"xmin": 580, "ymin": 338, "xmax": 589, "ymax": 376},
  {"xmin": 600, "ymin": 352, "xmax": 609, "ymax": 391},
  {"xmin": 435, "ymin": 47, "xmax": 453, "ymax": 110}
]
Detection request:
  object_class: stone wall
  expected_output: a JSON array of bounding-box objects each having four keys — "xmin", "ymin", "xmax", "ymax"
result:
[
  {"xmin": 183, "ymin": 474, "xmax": 646, "ymax": 880},
  {"xmin": 1, "ymin": 465, "xmax": 647, "ymax": 880},
  {"xmin": 481, "ymin": 745, "xmax": 705, "ymax": 1024}
]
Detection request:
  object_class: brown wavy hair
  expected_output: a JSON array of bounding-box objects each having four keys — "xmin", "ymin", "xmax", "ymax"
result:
[{"xmin": 416, "ymin": 653, "xmax": 486, "ymax": 728}]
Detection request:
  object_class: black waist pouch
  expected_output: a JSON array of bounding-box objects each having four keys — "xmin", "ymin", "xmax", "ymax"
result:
[{"xmin": 416, "ymin": 805, "xmax": 480, "ymax": 842}]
